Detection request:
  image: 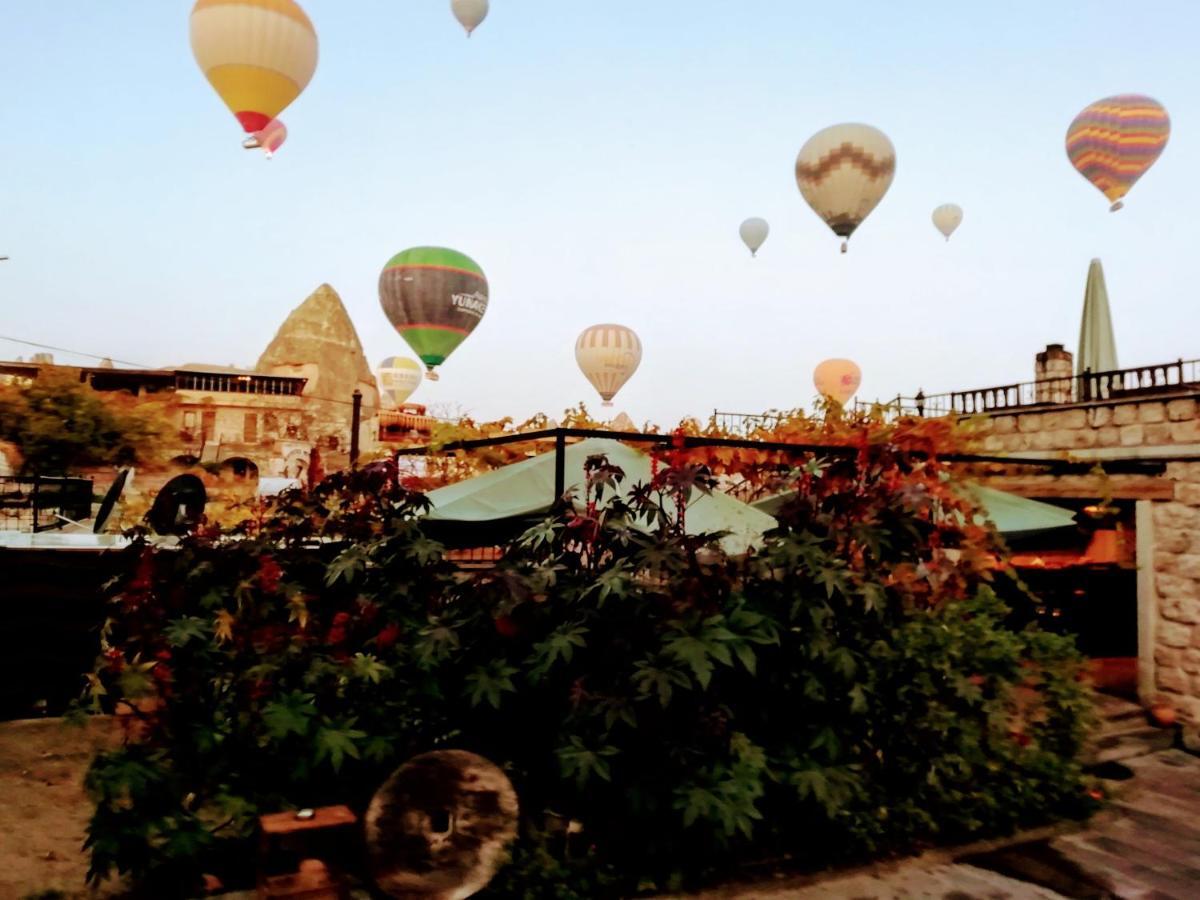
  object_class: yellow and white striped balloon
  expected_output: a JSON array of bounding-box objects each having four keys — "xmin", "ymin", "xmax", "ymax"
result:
[
  {"xmin": 575, "ymin": 324, "xmax": 642, "ymax": 406},
  {"xmin": 190, "ymin": 0, "xmax": 319, "ymax": 137}
]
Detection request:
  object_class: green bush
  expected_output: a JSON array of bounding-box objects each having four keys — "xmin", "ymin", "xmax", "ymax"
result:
[{"xmin": 82, "ymin": 439, "xmax": 1096, "ymax": 897}]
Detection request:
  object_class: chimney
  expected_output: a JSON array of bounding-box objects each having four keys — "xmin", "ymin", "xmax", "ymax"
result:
[{"xmin": 1035, "ymin": 344, "xmax": 1073, "ymax": 404}]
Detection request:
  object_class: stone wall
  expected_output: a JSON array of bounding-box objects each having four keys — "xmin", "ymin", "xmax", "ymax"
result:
[
  {"xmin": 1148, "ymin": 462, "xmax": 1200, "ymax": 741},
  {"xmin": 961, "ymin": 393, "xmax": 1200, "ymax": 744},
  {"xmin": 972, "ymin": 397, "xmax": 1200, "ymax": 454}
]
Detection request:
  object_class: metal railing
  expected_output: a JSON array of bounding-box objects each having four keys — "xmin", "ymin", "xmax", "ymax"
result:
[
  {"xmin": 858, "ymin": 358, "xmax": 1200, "ymax": 419},
  {"xmin": 711, "ymin": 410, "xmax": 790, "ymax": 434},
  {"xmin": 0, "ymin": 475, "xmax": 93, "ymax": 532}
]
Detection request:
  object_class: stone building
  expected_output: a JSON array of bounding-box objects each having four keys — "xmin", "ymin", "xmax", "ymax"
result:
[
  {"xmin": 889, "ymin": 345, "xmax": 1200, "ymax": 747},
  {"xmin": 256, "ymin": 283, "xmax": 380, "ymax": 467},
  {"xmin": 0, "ymin": 282, "xmax": 381, "ymax": 481}
]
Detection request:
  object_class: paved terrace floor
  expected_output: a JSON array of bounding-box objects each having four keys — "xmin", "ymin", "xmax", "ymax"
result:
[
  {"xmin": 679, "ymin": 751, "xmax": 1200, "ymax": 899},
  {"xmin": 2, "ymin": 719, "xmax": 1198, "ymax": 899}
]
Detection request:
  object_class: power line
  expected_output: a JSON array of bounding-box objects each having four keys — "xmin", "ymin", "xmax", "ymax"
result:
[
  {"xmin": 0, "ymin": 333, "xmax": 374, "ymax": 410},
  {"xmin": 0, "ymin": 334, "xmax": 153, "ymax": 370}
]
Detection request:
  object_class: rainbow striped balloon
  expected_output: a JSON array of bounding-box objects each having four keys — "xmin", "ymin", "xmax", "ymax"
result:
[{"xmin": 1066, "ymin": 94, "xmax": 1170, "ymax": 211}]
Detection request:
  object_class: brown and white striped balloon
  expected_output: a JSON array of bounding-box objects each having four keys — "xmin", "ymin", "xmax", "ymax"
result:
[{"xmin": 575, "ymin": 324, "xmax": 642, "ymax": 406}]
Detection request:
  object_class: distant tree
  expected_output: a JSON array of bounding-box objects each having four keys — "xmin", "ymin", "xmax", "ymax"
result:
[{"xmin": 0, "ymin": 371, "xmax": 170, "ymax": 474}]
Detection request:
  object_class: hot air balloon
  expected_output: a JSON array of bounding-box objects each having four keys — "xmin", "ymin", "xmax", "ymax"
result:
[
  {"xmin": 739, "ymin": 218, "xmax": 769, "ymax": 257},
  {"xmin": 379, "ymin": 247, "xmax": 489, "ymax": 381},
  {"xmin": 1066, "ymin": 94, "xmax": 1170, "ymax": 211},
  {"xmin": 575, "ymin": 324, "xmax": 642, "ymax": 407},
  {"xmin": 378, "ymin": 357, "xmax": 423, "ymax": 408},
  {"xmin": 795, "ymin": 124, "xmax": 895, "ymax": 253},
  {"xmin": 243, "ymin": 118, "xmax": 287, "ymax": 159},
  {"xmin": 932, "ymin": 204, "xmax": 963, "ymax": 241},
  {"xmin": 190, "ymin": 0, "xmax": 318, "ymax": 141},
  {"xmin": 451, "ymin": 0, "xmax": 489, "ymax": 36},
  {"xmin": 813, "ymin": 359, "xmax": 862, "ymax": 406}
]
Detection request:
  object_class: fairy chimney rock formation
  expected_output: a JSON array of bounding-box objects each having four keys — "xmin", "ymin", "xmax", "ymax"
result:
[{"xmin": 257, "ymin": 284, "xmax": 379, "ymax": 461}]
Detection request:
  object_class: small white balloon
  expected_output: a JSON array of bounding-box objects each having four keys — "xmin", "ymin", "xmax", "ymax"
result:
[
  {"xmin": 451, "ymin": 0, "xmax": 489, "ymax": 36},
  {"xmin": 739, "ymin": 217, "xmax": 770, "ymax": 257},
  {"xmin": 932, "ymin": 203, "xmax": 963, "ymax": 241}
]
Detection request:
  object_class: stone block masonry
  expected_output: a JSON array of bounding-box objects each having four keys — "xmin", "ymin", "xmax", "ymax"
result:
[{"xmin": 967, "ymin": 393, "xmax": 1200, "ymax": 745}]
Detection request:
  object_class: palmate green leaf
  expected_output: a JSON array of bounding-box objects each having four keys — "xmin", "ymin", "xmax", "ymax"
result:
[
  {"xmin": 861, "ymin": 582, "xmax": 887, "ymax": 614},
  {"xmin": 556, "ymin": 736, "xmax": 619, "ymax": 789},
  {"xmin": 527, "ymin": 625, "xmax": 589, "ymax": 680},
  {"xmin": 465, "ymin": 661, "xmax": 519, "ymax": 709},
  {"xmin": 325, "ymin": 545, "xmax": 369, "ymax": 587},
  {"xmin": 810, "ymin": 726, "xmax": 841, "ymax": 759},
  {"xmin": 350, "ymin": 652, "xmax": 392, "ymax": 685},
  {"xmin": 665, "ymin": 635, "xmax": 716, "ymax": 689},
  {"xmin": 164, "ymin": 615, "xmax": 210, "ymax": 648},
  {"xmin": 416, "ymin": 620, "xmax": 461, "ymax": 669},
  {"xmin": 406, "ymin": 536, "xmax": 445, "ymax": 566},
  {"xmin": 634, "ymin": 542, "xmax": 688, "ymax": 573},
  {"xmin": 363, "ymin": 735, "xmax": 395, "ymax": 764},
  {"xmin": 586, "ymin": 562, "xmax": 631, "ymax": 605},
  {"xmin": 829, "ymin": 646, "xmax": 858, "ymax": 680},
  {"xmin": 117, "ymin": 662, "xmax": 157, "ymax": 700},
  {"xmin": 849, "ymin": 683, "xmax": 869, "ymax": 714},
  {"xmin": 85, "ymin": 749, "xmax": 169, "ymax": 805},
  {"xmin": 632, "ymin": 659, "xmax": 692, "ymax": 706},
  {"xmin": 262, "ymin": 691, "xmax": 317, "ymax": 740},
  {"xmin": 315, "ymin": 724, "xmax": 367, "ymax": 773},
  {"xmin": 675, "ymin": 785, "xmax": 717, "ymax": 828},
  {"xmin": 517, "ymin": 519, "xmax": 561, "ymax": 551},
  {"xmin": 790, "ymin": 768, "xmax": 832, "ymax": 806}
]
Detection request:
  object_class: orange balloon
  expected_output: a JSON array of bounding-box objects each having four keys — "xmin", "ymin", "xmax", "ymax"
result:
[{"xmin": 813, "ymin": 359, "xmax": 862, "ymax": 405}]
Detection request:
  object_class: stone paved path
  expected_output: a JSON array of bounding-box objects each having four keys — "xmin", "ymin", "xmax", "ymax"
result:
[{"xmin": 684, "ymin": 750, "xmax": 1200, "ymax": 899}]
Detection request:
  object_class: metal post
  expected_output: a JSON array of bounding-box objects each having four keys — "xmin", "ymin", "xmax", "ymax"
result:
[
  {"xmin": 350, "ymin": 390, "xmax": 362, "ymax": 469},
  {"xmin": 554, "ymin": 430, "xmax": 566, "ymax": 503}
]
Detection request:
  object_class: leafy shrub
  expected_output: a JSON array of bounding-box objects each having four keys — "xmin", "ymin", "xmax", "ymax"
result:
[
  {"xmin": 0, "ymin": 370, "xmax": 170, "ymax": 474},
  {"xmin": 82, "ymin": 427, "xmax": 1096, "ymax": 897}
]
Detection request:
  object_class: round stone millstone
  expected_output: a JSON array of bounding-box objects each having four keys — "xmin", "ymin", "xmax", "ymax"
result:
[{"xmin": 365, "ymin": 750, "xmax": 519, "ymax": 900}]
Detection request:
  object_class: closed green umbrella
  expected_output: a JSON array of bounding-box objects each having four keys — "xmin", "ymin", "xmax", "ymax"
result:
[
  {"xmin": 752, "ymin": 483, "xmax": 1077, "ymax": 540},
  {"xmin": 1077, "ymin": 258, "xmax": 1118, "ymax": 375}
]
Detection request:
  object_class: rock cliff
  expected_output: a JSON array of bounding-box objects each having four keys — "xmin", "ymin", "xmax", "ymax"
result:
[{"xmin": 257, "ymin": 284, "xmax": 379, "ymax": 460}]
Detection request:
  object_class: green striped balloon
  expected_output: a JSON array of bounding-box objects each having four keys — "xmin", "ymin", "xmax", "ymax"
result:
[{"xmin": 378, "ymin": 247, "xmax": 488, "ymax": 380}]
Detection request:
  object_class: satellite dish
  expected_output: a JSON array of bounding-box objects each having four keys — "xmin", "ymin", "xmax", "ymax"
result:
[
  {"xmin": 93, "ymin": 468, "xmax": 135, "ymax": 534},
  {"xmin": 146, "ymin": 474, "xmax": 207, "ymax": 536},
  {"xmin": 365, "ymin": 750, "xmax": 518, "ymax": 900}
]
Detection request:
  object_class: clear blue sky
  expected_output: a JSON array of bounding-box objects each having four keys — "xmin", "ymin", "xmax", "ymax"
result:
[{"xmin": 1, "ymin": 1, "xmax": 1197, "ymax": 424}]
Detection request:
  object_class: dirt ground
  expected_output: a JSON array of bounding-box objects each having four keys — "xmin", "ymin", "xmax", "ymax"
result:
[{"xmin": 0, "ymin": 716, "xmax": 125, "ymax": 899}]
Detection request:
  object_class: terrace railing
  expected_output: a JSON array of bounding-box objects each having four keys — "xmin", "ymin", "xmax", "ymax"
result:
[
  {"xmin": 0, "ymin": 474, "xmax": 94, "ymax": 532},
  {"xmin": 857, "ymin": 358, "xmax": 1200, "ymax": 419}
]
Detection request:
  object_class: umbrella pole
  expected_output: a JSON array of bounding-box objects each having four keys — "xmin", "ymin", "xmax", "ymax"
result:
[{"xmin": 554, "ymin": 431, "xmax": 566, "ymax": 503}]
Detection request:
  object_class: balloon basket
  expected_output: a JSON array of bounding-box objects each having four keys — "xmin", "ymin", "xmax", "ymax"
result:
[
  {"xmin": 242, "ymin": 136, "xmax": 262, "ymax": 150},
  {"xmin": 424, "ymin": 371, "xmax": 440, "ymax": 382},
  {"xmin": 1110, "ymin": 201, "xmax": 1124, "ymax": 212},
  {"xmin": 840, "ymin": 241, "xmax": 848, "ymax": 254},
  {"xmin": 602, "ymin": 401, "xmax": 614, "ymax": 408}
]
